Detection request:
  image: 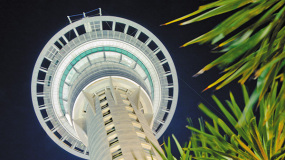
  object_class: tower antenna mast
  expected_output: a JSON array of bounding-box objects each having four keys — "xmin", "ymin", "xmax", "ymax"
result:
[{"xmin": 67, "ymin": 8, "xmax": 102, "ymax": 23}]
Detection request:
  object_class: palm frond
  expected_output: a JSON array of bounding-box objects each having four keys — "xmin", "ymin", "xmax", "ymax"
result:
[
  {"xmin": 164, "ymin": 0, "xmax": 285, "ymax": 102},
  {"xmin": 188, "ymin": 85, "xmax": 285, "ymax": 160},
  {"xmin": 155, "ymin": 84, "xmax": 284, "ymax": 159}
]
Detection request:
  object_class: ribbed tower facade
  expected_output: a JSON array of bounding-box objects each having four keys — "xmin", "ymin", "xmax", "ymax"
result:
[{"xmin": 31, "ymin": 13, "xmax": 178, "ymax": 160}]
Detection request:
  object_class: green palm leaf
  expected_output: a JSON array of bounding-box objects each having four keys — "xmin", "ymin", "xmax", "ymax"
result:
[
  {"xmin": 155, "ymin": 84, "xmax": 284, "ymax": 159},
  {"xmin": 164, "ymin": 0, "xmax": 285, "ymax": 103},
  {"xmin": 192, "ymin": 85, "xmax": 284, "ymax": 159}
]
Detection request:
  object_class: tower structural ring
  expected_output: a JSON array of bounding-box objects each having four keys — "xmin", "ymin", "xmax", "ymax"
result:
[{"xmin": 31, "ymin": 15, "xmax": 178, "ymax": 159}]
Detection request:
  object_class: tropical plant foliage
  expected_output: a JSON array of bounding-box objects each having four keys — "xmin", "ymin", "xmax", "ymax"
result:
[
  {"xmin": 163, "ymin": 0, "xmax": 285, "ymax": 104},
  {"xmin": 154, "ymin": 85, "xmax": 285, "ymax": 159},
  {"xmin": 156, "ymin": 0, "xmax": 285, "ymax": 159}
]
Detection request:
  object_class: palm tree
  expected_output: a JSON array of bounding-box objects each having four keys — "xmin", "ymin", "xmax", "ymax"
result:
[
  {"xmin": 154, "ymin": 85, "xmax": 285, "ymax": 159},
  {"xmin": 163, "ymin": 0, "xmax": 285, "ymax": 110},
  {"xmin": 155, "ymin": 0, "xmax": 285, "ymax": 159}
]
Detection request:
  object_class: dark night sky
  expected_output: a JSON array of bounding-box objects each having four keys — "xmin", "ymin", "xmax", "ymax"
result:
[{"xmin": 1, "ymin": 0, "xmax": 255, "ymax": 159}]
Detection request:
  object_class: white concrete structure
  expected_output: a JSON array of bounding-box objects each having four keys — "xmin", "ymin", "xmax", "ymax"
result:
[{"xmin": 31, "ymin": 13, "xmax": 178, "ymax": 160}]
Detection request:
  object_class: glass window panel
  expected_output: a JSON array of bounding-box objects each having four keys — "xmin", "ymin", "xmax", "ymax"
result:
[
  {"xmin": 74, "ymin": 57, "xmax": 89, "ymax": 72},
  {"xmin": 88, "ymin": 52, "xmax": 104, "ymax": 63},
  {"xmin": 121, "ymin": 55, "xmax": 135, "ymax": 67},
  {"xmin": 63, "ymin": 101, "xmax": 69, "ymax": 113},
  {"xmin": 144, "ymin": 78, "xmax": 151, "ymax": 93},
  {"xmin": 105, "ymin": 51, "xmax": 120, "ymax": 62},
  {"xmin": 66, "ymin": 68, "xmax": 76, "ymax": 84},
  {"xmin": 134, "ymin": 65, "xmax": 147, "ymax": 79},
  {"xmin": 62, "ymin": 83, "xmax": 69, "ymax": 100}
]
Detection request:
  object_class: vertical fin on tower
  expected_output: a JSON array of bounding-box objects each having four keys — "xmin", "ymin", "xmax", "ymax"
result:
[
  {"xmin": 108, "ymin": 76, "xmax": 118, "ymax": 104},
  {"xmin": 82, "ymin": 90, "xmax": 96, "ymax": 115},
  {"xmin": 73, "ymin": 119, "xmax": 89, "ymax": 147},
  {"xmin": 129, "ymin": 86, "xmax": 141, "ymax": 109}
]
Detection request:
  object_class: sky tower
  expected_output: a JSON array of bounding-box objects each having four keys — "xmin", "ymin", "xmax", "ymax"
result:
[{"xmin": 31, "ymin": 9, "xmax": 178, "ymax": 160}]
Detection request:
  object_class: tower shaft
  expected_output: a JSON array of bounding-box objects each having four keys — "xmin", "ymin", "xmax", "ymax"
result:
[{"xmin": 80, "ymin": 79, "xmax": 162, "ymax": 160}]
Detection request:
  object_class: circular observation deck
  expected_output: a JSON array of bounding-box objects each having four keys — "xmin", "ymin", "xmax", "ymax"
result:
[{"xmin": 31, "ymin": 16, "xmax": 178, "ymax": 159}]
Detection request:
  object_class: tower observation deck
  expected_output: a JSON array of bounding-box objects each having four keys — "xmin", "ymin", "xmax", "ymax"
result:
[{"xmin": 31, "ymin": 12, "xmax": 178, "ymax": 160}]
